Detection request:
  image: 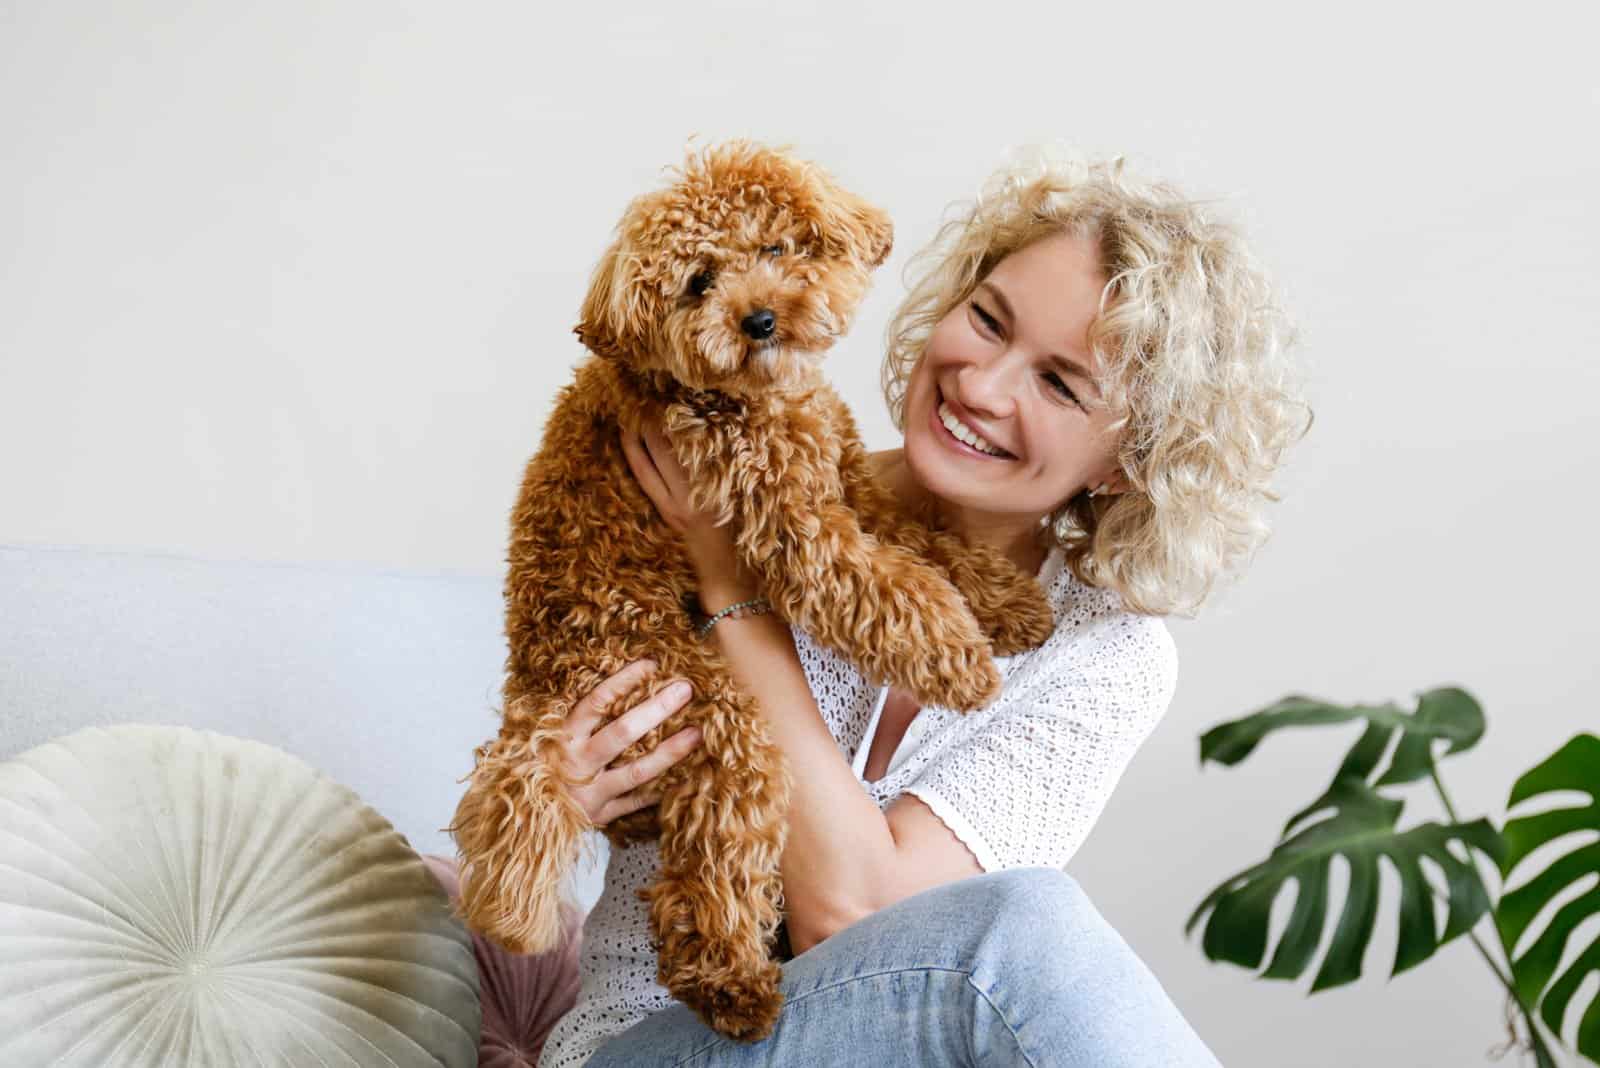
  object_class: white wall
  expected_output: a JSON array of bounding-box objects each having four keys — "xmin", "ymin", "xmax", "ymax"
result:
[{"xmin": 4, "ymin": 2, "xmax": 1597, "ymax": 1064}]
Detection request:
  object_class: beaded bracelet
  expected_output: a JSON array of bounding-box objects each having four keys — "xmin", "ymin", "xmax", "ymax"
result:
[{"xmin": 694, "ymin": 597, "xmax": 773, "ymax": 640}]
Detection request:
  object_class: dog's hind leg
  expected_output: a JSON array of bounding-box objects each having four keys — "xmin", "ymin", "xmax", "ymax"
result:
[{"xmin": 642, "ymin": 682, "xmax": 791, "ymax": 1042}]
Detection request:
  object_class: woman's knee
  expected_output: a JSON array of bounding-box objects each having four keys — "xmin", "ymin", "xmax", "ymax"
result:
[
  {"xmin": 804, "ymin": 867, "xmax": 1115, "ymax": 993},
  {"xmin": 985, "ymin": 865, "xmax": 1083, "ymax": 905},
  {"xmin": 958, "ymin": 869, "xmax": 1221, "ymax": 1066},
  {"xmin": 959, "ymin": 868, "xmax": 1133, "ymax": 987},
  {"xmin": 963, "ymin": 867, "xmax": 1093, "ymax": 941}
]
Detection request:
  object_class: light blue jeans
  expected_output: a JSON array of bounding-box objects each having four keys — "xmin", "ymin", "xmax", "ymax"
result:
[{"xmin": 587, "ymin": 867, "xmax": 1222, "ymax": 1067}]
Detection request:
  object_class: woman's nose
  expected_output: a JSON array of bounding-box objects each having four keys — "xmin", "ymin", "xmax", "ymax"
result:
[{"xmin": 954, "ymin": 352, "xmax": 1022, "ymax": 418}]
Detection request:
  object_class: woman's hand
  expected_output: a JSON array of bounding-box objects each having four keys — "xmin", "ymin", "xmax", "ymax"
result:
[
  {"xmin": 620, "ymin": 414, "xmax": 756, "ymax": 606},
  {"xmin": 560, "ymin": 659, "xmax": 702, "ymax": 826}
]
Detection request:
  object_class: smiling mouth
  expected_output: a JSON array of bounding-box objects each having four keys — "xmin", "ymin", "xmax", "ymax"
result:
[{"xmin": 934, "ymin": 389, "xmax": 1014, "ymax": 459}]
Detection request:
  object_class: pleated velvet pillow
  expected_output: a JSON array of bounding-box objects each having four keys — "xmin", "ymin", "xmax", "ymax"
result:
[
  {"xmin": 0, "ymin": 724, "xmax": 481, "ymax": 1067},
  {"xmin": 422, "ymin": 854, "xmax": 582, "ymax": 1068}
]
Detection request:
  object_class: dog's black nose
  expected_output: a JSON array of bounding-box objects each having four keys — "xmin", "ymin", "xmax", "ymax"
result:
[{"xmin": 741, "ymin": 308, "xmax": 777, "ymax": 340}]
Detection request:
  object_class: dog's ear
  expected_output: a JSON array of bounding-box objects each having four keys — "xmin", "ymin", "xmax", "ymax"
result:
[
  {"xmin": 815, "ymin": 182, "xmax": 894, "ymax": 269},
  {"xmin": 573, "ymin": 242, "xmax": 636, "ymax": 360}
]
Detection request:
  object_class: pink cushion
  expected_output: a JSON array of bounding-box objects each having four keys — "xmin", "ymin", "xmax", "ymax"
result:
[{"xmin": 423, "ymin": 854, "xmax": 582, "ymax": 1067}]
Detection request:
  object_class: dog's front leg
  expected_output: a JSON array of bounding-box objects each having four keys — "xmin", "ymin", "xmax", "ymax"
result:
[
  {"xmin": 664, "ymin": 400, "xmax": 1002, "ymax": 712},
  {"xmin": 833, "ymin": 432, "xmax": 1057, "ymax": 656},
  {"xmin": 449, "ymin": 685, "xmax": 592, "ymax": 955}
]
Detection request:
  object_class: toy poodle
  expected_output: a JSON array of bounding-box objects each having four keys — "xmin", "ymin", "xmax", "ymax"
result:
[{"xmin": 450, "ymin": 141, "xmax": 1054, "ymax": 1040}]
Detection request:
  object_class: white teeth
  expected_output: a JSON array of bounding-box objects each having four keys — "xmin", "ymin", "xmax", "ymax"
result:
[{"xmin": 938, "ymin": 402, "xmax": 1007, "ymax": 456}]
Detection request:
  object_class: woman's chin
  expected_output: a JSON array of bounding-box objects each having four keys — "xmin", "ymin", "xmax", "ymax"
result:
[{"xmin": 904, "ymin": 433, "xmax": 987, "ymax": 510}]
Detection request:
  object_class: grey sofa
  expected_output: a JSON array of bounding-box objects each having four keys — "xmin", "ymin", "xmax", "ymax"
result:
[{"xmin": 0, "ymin": 541, "xmax": 607, "ymax": 911}]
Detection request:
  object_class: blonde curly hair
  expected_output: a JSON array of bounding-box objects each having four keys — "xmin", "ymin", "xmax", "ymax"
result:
[{"xmin": 883, "ymin": 146, "xmax": 1314, "ymax": 618}]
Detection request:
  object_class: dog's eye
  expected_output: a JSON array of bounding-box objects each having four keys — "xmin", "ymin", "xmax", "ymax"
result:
[
  {"xmin": 760, "ymin": 244, "xmax": 784, "ymax": 257},
  {"xmin": 688, "ymin": 271, "xmax": 715, "ymax": 297}
]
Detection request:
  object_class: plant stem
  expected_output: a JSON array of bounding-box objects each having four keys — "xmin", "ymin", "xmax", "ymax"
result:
[
  {"xmin": 1427, "ymin": 764, "xmax": 1560, "ymax": 1066},
  {"xmin": 1421, "ymin": 879, "xmax": 1547, "ymax": 1056}
]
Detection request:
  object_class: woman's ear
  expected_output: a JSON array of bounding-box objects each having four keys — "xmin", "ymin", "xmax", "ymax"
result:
[{"xmin": 1095, "ymin": 470, "xmax": 1135, "ymax": 496}]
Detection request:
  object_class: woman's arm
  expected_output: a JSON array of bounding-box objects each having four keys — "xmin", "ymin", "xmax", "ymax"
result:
[
  {"xmin": 622, "ymin": 420, "xmax": 983, "ymax": 952},
  {"xmin": 697, "ymin": 593, "xmax": 982, "ymax": 952}
]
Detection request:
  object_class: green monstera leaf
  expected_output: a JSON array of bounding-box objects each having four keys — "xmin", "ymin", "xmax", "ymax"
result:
[
  {"xmin": 1201, "ymin": 687, "xmax": 1485, "ymax": 796},
  {"xmin": 1187, "ymin": 774, "xmax": 1504, "ymax": 990},
  {"xmin": 1189, "ymin": 688, "xmax": 1505, "ymax": 989},
  {"xmin": 1496, "ymin": 734, "xmax": 1600, "ymax": 1063}
]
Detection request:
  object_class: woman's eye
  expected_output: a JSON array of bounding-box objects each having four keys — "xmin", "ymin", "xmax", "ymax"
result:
[
  {"xmin": 970, "ymin": 301, "xmax": 1000, "ymax": 334},
  {"xmin": 688, "ymin": 271, "xmax": 715, "ymax": 297},
  {"xmin": 1043, "ymin": 372, "xmax": 1080, "ymax": 405}
]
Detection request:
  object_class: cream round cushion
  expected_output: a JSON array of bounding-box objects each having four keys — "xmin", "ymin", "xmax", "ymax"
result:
[{"xmin": 0, "ymin": 724, "xmax": 481, "ymax": 1067}]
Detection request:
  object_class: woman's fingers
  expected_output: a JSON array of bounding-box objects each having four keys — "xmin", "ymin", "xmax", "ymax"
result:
[
  {"xmin": 563, "ymin": 661, "xmax": 703, "ymax": 826},
  {"xmin": 584, "ymin": 678, "xmax": 694, "ymax": 769},
  {"xmin": 596, "ymin": 722, "xmax": 702, "ymax": 795},
  {"xmin": 620, "ymin": 428, "xmax": 670, "ymax": 509},
  {"xmin": 568, "ymin": 659, "xmax": 658, "ymax": 737},
  {"xmin": 639, "ymin": 420, "xmax": 689, "ymax": 499},
  {"xmin": 592, "ymin": 725, "xmax": 703, "ymax": 824},
  {"xmin": 594, "ymin": 787, "xmax": 662, "ymax": 826}
]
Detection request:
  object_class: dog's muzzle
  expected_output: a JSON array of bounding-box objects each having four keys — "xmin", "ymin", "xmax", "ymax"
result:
[{"xmin": 740, "ymin": 308, "xmax": 777, "ymax": 341}]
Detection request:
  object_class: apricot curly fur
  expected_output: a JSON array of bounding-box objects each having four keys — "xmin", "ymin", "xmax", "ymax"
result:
[{"xmin": 449, "ymin": 141, "xmax": 1054, "ymax": 1042}]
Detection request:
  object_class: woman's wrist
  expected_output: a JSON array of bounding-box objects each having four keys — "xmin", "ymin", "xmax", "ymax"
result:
[
  {"xmin": 689, "ymin": 542, "xmax": 760, "ymax": 613},
  {"xmin": 696, "ymin": 575, "xmax": 762, "ymax": 616},
  {"xmin": 694, "ymin": 596, "xmax": 773, "ymax": 639}
]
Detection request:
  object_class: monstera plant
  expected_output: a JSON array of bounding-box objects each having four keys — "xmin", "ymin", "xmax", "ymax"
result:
[{"xmin": 1187, "ymin": 687, "xmax": 1598, "ymax": 1066}]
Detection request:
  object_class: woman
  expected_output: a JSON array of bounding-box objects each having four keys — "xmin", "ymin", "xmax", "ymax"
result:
[{"xmin": 536, "ymin": 147, "xmax": 1312, "ymax": 1067}]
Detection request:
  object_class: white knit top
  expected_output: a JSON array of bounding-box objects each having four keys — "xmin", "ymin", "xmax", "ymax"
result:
[{"xmin": 537, "ymin": 545, "xmax": 1179, "ymax": 1067}]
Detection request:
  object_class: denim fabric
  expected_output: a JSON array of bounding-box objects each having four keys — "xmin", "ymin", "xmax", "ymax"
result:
[{"xmin": 587, "ymin": 867, "xmax": 1221, "ymax": 1067}]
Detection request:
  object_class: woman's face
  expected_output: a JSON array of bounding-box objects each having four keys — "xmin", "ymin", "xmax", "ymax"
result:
[{"xmin": 902, "ymin": 231, "xmax": 1128, "ymax": 527}]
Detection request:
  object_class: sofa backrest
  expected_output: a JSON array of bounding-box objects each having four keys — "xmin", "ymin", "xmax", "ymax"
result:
[{"xmin": 0, "ymin": 542, "xmax": 607, "ymax": 909}]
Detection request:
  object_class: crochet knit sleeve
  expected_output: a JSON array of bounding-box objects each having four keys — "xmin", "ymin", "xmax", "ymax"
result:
[{"xmin": 902, "ymin": 611, "xmax": 1179, "ymax": 872}]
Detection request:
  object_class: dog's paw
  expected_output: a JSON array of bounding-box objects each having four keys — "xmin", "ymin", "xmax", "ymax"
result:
[
  {"xmin": 469, "ymin": 890, "xmax": 572, "ymax": 956},
  {"xmin": 934, "ymin": 655, "xmax": 998, "ymax": 713},
  {"xmin": 914, "ymin": 645, "xmax": 1002, "ymax": 713},
  {"xmin": 984, "ymin": 586, "xmax": 1056, "ymax": 656},
  {"xmin": 686, "ymin": 963, "xmax": 785, "ymax": 1042}
]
